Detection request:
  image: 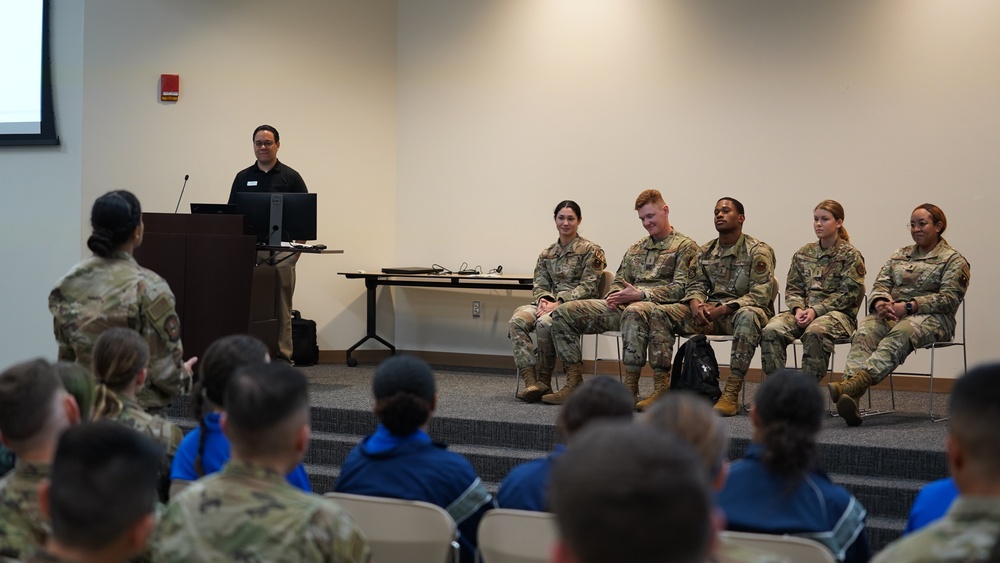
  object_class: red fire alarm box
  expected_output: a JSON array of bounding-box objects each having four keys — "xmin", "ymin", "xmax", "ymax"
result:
[{"xmin": 160, "ymin": 74, "xmax": 179, "ymax": 102}]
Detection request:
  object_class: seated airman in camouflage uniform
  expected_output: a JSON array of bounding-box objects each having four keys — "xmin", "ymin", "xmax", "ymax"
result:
[
  {"xmin": 0, "ymin": 358, "xmax": 81, "ymax": 561},
  {"xmin": 653, "ymin": 197, "xmax": 776, "ymax": 416},
  {"xmin": 24, "ymin": 422, "xmax": 162, "ymax": 563},
  {"xmin": 509, "ymin": 200, "xmax": 606, "ymax": 402},
  {"xmin": 152, "ymin": 362, "xmax": 371, "ymax": 562},
  {"xmin": 91, "ymin": 327, "xmax": 183, "ymax": 502},
  {"xmin": 544, "ymin": 189, "xmax": 699, "ymax": 408},
  {"xmin": 48, "ymin": 190, "xmax": 194, "ymax": 415},
  {"xmin": 760, "ymin": 200, "xmax": 866, "ymax": 383},
  {"xmin": 872, "ymin": 363, "xmax": 1000, "ymax": 562},
  {"xmin": 831, "ymin": 203, "xmax": 970, "ymax": 426}
]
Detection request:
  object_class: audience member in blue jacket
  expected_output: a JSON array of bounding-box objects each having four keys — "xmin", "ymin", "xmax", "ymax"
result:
[
  {"xmin": 169, "ymin": 335, "xmax": 311, "ymax": 498},
  {"xmin": 717, "ymin": 370, "xmax": 871, "ymax": 563},
  {"xmin": 905, "ymin": 477, "xmax": 958, "ymax": 534},
  {"xmin": 334, "ymin": 355, "xmax": 495, "ymax": 563},
  {"xmin": 498, "ymin": 375, "xmax": 634, "ymax": 511}
]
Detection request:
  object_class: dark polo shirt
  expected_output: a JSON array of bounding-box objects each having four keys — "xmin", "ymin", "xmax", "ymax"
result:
[{"xmin": 228, "ymin": 160, "xmax": 308, "ymax": 203}]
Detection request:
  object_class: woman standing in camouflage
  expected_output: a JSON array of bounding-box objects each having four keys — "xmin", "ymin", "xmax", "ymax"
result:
[
  {"xmin": 508, "ymin": 200, "xmax": 606, "ymax": 402},
  {"xmin": 48, "ymin": 190, "xmax": 194, "ymax": 415},
  {"xmin": 831, "ymin": 203, "xmax": 971, "ymax": 426},
  {"xmin": 759, "ymin": 200, "xmax": 866, "ymax": 383}
]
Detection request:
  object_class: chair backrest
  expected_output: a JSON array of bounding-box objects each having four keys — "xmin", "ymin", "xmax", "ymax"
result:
[
  {"xmin": 720, "ymin": 531, "xmax": 835, "ymax": 563},
  {"xmin": 477, "ymin": 509, "xmax": 558, "ymax": 563},
  {"xmin": 598, "ymin": 270, "xmax": 614, "ymax": 298},
  {"xmin": 324, "ymin": 492, "xmax": 458, "ymax": 563}
]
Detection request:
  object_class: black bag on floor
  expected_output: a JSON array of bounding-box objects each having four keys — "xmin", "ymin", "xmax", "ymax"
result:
[
  {"xmin": 291, "ymin": 310, "xmax": 319, "ymax": 366},
  {"xmin": 670, "ymin": 334, "xmax": 721, "ymax": 402}
]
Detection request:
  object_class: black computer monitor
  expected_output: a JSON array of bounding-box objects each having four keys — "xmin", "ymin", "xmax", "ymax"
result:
[{"xmin": 232, "ymin": 192, "xmax": 317, "ymax": 245}]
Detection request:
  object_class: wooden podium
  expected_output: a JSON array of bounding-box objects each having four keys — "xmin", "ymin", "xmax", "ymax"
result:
[{"xmin": 133, "ymin": 213, "xmax": 279, "ymax": 361}]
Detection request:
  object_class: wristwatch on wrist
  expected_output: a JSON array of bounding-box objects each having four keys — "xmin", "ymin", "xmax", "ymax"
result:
[{"xmin": 904, "ymin": 301, "xmax": 913, "ymax": 315}]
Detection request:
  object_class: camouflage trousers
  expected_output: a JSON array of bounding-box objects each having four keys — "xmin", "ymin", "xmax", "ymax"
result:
[
  {"xmin": 760, "ymin": 312, "xmax": 854, "ymax": 379},
  {"xmin": 549, "ymin": 299, "xmax": 664, "ymax": 370},
  {"xmin": 509, "ymin": 304, "xmax": 556, "ymax": 372},
  {"xmin": 844, "ymin": 313, "xmax": 952, "ymax": 383},
  {"xmin": 651, "ymin": 304, "xmax": 769, "ymax": 379}
]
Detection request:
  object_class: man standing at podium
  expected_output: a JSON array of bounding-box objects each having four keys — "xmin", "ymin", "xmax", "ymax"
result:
[{"xmin": 229, "ymin": 124, "xmax": 307, "ymax": 364}]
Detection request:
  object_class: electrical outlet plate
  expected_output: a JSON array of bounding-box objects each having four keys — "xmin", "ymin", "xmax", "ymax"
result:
[{"xmin": 472, "ymin": 301, "xmax": 481, "ymax": 318}]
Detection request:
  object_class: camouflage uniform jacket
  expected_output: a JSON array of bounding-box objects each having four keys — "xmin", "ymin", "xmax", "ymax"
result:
[
  {"xmin": 872, "ymin": 496, "xmax": 1000, "ymax": 563},
  {"xmin": 869, "ymin": 240, "xmax": 970, "ymax": 335},
  {"xmin": 785, "ymin": 238, "xmax": 866, "ymax": 326},
  {"xmin": 0, "ymin": 461, "xmax": 51, "ymax": 561},
  {"xmin": 609, "ymin": 230, "xmax": 699, "ymax": 304},
  {"xmin": 109, "ymin": 394, "xmax": 184, "ymax": 500},
  {"xmin": 684, "ymin": 234, "xmax": 777, "ymax": 314},
  {"xmin": 48, "ymin": 250, "xmax": 190, "ymax": 411},
  {"xmin": 532, "ymin": 236, "xmax": 606, "ymax": 304},
  {"xmin": 153, "ymin": 460, "xmax": 371, "ymax": 562}
]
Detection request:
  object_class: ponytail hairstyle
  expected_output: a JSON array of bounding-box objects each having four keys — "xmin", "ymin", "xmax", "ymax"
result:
[
  {"xmin": 815, "ymin": 199, "xmax": 849, "ymax": 242},
  {"xmin": 87, "ymin": 190, "xmax": 143, "ymax": 258},
  {"xmin": 191, "ymin": 334, "xmax": 269, "ymax": 475},
  {"xmin": 91, "ymin": 328, "xmax": 149, "ymax": 420},
  {"xmin": 372, "ymin": 355, "xmax": 436, "ymax": 437},
  {"xmin": 753, "ymin": 370, "xmax": 824, "ymax": 480}
]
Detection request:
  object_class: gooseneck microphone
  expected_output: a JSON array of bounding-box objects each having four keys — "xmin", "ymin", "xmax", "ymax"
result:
[{"xmin": 173, "ymin": 174, "xmax": 190, "ymax": 213}]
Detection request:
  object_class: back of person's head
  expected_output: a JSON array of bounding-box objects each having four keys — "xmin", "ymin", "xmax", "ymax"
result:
[
  {"xmin": 642, "ymin": 392, "xmax": 729, "ymax": 484},
  {"xmin": 224, "ymin": 362, "xmax": 310, "ymax": 460},
  {"xmin": 557, "ymin": 375, "xmax": 634, "ymax": 441},
  {"xmin": 372, "ymin": 355, "xmax": 436, "ymax": 436},
  {"xmin": 191, "ymin": 334, "xmax": 269, "ymax": 475},
  {"xmin": 56, "ymin": 361, "xmax": 97, "ymax": 423},
  {"xmin": 44, "ymin": 421, "xmax": 161, "ymax": 558},
  {"xmin": 550, "ymin": 421, "xmax": 714, "ymax": 563},
  {"xmin": 753, "ymin": 369, "xmax": 824, "ymax": 479},
  {"xmin": 87, "ymin": 190, "xmax": 142, "ymax": 258},
  {"xmin": 0, "ymin": 358, "xmax": 68, "ymax": 451},
  {"xmin": 92, "ymin": 328, "xmax": 149, "ymax": 419},
  {"xmin": 949, "ymin": 363, "xmax": 1000, "ymax": 480}
]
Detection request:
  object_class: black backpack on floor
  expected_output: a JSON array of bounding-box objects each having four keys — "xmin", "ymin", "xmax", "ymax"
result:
[
  {"xmin": 291, "ymin": 310, "xmax": 319, "ymax": 366},
  {"xmin": 669, "ymin": 334, "xmax": 721, "ymax": 402}
]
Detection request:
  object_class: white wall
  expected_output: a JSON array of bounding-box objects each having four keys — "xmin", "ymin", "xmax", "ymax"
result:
[
  {"xmin": 395, "ymin": 0, "xmax": 999, "ymax": 375},
  {"xmin": 0, "ymin": 0, "xmax": 84, "ymax": 363},
  {"xmin": 5, "ymin": 1, "xmax": 997, "ymax": 378}
]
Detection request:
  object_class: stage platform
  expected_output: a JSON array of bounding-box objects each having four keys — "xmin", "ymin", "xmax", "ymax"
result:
[{"xmin": 167, "ymin": 362, "xmax": 952, "ymax": 552}]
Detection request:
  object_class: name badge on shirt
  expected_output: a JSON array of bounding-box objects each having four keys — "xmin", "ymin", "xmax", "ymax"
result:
[{"xmin": 247, "ymin": 181, "xmax": 258, "ymax": 186}]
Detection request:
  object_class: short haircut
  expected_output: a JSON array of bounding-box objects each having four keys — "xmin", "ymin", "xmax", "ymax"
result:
[
  {"xmin": 634, "ymin": 189, "xmax": 666, "ymax": 210},
  {"xmin": 372, "ymin": 355, "xmax": 436, "ymax": 436},
  {"xmin": 0, "ymin": 358, "xmax": 62, "ymax": 442},
  {"xmin": 754, "ymin": 370, "xmax": 823, "ymax": 478},
  {"xmin": 224, "ymin": 362, "xmax": 310, "ymax": 455},
  {"xmin": 557, "ymin": 375, "xmax": 634, "ymax": 440},
  {"xmin": 717, "ymin": 197, "xmax": 745, "ymax": 215},
  {"xmin": 950, "ymin": 363, "xmax": 1000, "ymax": 471},
  {"xmin": 642, "ymin": 392, "xmax": 728, "ymax": 480},
  {"xmin": 550, "ymin": 421, "xmax": 713, "ymax": 563},
  {"xmin": 253, "ymin": 124, "xmax": 280, "ymax": 143},
  {"xmin": 48, "ymin": 421, "xmax": 161, "ymax": 550}
]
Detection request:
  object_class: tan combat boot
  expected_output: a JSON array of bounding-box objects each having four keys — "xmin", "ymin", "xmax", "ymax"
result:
[
  {"xmin": 516, "ymin": 366, "xmax": 551, "ymax": 403},
  {"xmin": 541, "ymin": 363, "xmax": 583, "ymax": 405},
  {"xmin": 636, "ymin": 371, "xmax": 671, "ymax": 412},
  {"xmin": 713, "ymin": 375, "xmax": 743, "ymax": 417},
  {"xmin": 623, "ymin": 370, "xmax": 641, "ymax": 405},
  {"xmin": 835, "ymin": 371, "xmax": 874, "ymax": 427}
]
